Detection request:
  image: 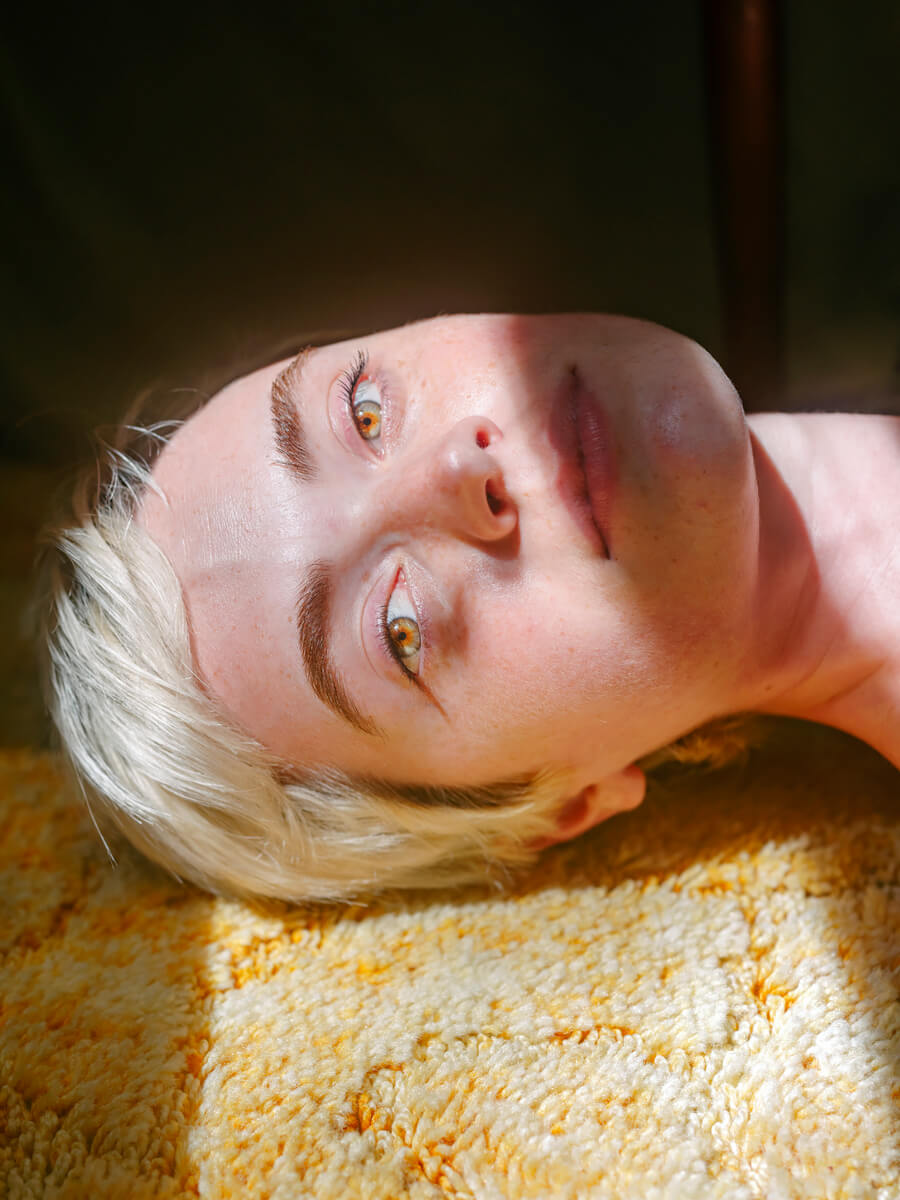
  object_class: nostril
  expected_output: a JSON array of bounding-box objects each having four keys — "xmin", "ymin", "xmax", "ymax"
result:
[{"xmin": 485, "ymin": 480, "xmax": 505, "ymax": 515}]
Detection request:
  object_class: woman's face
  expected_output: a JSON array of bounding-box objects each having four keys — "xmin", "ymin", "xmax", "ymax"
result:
[{"xmin": 140, "ymin": 314, "xmax": 759, "ymax": 793}]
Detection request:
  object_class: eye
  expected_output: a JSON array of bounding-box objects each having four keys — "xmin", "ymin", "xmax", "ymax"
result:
[
  {"xmin": 338, "ymin": 351, "xmax": 385, "ymax": 452},
  {"xmin": 381, "ymin": 570, "xmax": 422, "ymax": 678},
  {"xmin": 351, "ymin": 379, "xmax": 382, "ymax": 441}
]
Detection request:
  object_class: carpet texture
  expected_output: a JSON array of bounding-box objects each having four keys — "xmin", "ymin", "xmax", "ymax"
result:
[{"xmin": 1, "ymin": 724, "xmax": 899, "ymax": 1199}]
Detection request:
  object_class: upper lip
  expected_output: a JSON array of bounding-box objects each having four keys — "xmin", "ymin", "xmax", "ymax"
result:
[{"xmin": 547, "ymin": 367, "xmax": 609, "ymax": 557}]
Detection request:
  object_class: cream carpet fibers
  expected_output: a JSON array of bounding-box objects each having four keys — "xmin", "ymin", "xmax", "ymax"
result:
[{"xmin": 2, "ymin": 724, "xmax": 899, "ymax": 1198}]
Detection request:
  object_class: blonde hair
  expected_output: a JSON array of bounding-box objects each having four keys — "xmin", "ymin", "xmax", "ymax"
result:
[{"xmin": 37, "ymin": 427, "xmax": 756, "ymax": 903}]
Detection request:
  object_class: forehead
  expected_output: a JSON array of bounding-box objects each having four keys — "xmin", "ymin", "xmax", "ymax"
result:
[{"xmin": 138, "ymin": 358, "xmax": 286, "ymax": 580}]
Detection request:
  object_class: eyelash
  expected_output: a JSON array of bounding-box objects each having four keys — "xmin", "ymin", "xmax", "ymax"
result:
[
  {"xmin": 338, "ymin": 350, "xmax": 377, "ymax": 445},
  {"xmin": 337, "ymin": 348, "xmax": 368, "ymax": 404}
]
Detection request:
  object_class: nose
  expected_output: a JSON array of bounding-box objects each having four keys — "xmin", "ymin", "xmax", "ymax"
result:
[{"xmin": 371, "ymin": 416, "xmax": 517, "ymax": 543}]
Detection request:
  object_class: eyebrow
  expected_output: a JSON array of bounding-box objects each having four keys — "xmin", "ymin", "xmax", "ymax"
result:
[
  {"xmin": 271, "ymin": 349, "xmax": 317, "ymax": 482},
  {"xmin": 270, "ymin": 356, "xmax": 382, "ymax": 737},
  {"xmin": 296, "ymin": 560, "xmax": 383, "ymax": 737}
]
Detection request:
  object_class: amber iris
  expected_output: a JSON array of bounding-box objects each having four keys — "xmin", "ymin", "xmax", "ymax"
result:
[
  {"xmin": 353, "ymin": 397, "xmax": 382, "ymax": 439},
  {"xmin": 388, "ymin": 616, "xmax": 420, "ymax": 658}
]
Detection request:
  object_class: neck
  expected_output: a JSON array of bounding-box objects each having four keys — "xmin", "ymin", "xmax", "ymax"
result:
[{"xmin": 737, "ymin": 412, "xmax": 900, "ymax": 769}]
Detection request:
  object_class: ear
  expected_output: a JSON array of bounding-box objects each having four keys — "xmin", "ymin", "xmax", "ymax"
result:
[{"xmin": 534, "ymin": 765, "xmax": 646, "ymax": 850}]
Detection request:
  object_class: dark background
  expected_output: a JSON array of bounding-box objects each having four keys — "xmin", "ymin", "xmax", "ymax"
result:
[{"xmin": 2, "ymin": 1, "xmax": 899, "ymax": 743}]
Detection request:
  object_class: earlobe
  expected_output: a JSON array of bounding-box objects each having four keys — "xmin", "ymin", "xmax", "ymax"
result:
[
  {"xmin": 603, "ymin": 763, "xmax": 647, "ymax": 813},
  {"xmin": 535, "ymin": 765, "xmax": 646, "ymax": 849}
]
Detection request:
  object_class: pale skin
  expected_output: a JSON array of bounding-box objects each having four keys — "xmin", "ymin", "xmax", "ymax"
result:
[{"xmin": 138, "ymin": 314, "xmax": 900, "ymax": 846}]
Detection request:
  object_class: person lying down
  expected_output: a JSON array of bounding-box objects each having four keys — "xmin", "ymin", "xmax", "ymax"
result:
[{"xmin": 38, "ymin": 314, "xmax": 900, "ymax": 901}]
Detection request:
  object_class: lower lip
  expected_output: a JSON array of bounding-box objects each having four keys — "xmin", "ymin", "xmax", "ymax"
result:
[{"xmin": 573, "ymin": 372, "xmax": 614, "ymax": 556}]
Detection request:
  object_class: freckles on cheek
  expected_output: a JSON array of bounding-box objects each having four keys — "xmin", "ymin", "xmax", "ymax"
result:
[{"xmin": 482, "ymin": 608, "xmax": 588, "ymax": 699}]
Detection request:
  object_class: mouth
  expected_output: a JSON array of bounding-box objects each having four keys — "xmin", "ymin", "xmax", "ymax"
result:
[{"xmin": 548, "ymin": 366, "xmax": 612, "ymax": 558}]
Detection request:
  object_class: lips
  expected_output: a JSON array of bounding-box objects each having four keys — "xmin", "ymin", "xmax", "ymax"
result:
[
  {"xmin": 573, "ymin": 370, "xmax": 614, "ymax": 555},
  {"xmin": 548, "ymin": 367, "xmax": 612, "ymax": 558}
]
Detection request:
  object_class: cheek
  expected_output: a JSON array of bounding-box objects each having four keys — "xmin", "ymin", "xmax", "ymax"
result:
[
  {"xmin": 466, "ymin": 582, "xmax": 659, "ymax": 719},
  {"xmin": 623, "ymin": 424, "xmax": 758, "ymax": 630},
  {"xmin": 451, "ymin": 598, "xmax": 676, "ymax": 774}
]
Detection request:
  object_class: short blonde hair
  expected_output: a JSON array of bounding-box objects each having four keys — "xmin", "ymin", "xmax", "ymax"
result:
[{"xmin": 37, "ymin": 428, "xmax": 756, "ymax": 903}]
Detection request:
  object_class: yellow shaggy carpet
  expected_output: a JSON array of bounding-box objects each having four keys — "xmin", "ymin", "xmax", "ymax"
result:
[{"xmin": 2, "ymin": 723, "xmax": 899, "ymax": 1199}]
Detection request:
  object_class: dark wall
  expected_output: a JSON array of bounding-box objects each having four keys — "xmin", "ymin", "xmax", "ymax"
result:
[
  {"xmin": 784, "ymin": 1, "xmax": 900, "ymax": 406},
  {"xmin": 2, "ymin": 2, "xmax": 899, "ymax": 466}
]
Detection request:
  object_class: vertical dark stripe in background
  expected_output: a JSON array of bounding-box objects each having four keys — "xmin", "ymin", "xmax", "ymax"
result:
[{"xmin": 703, "ymin": 0, "xmax": 785, "ymax": 409}]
